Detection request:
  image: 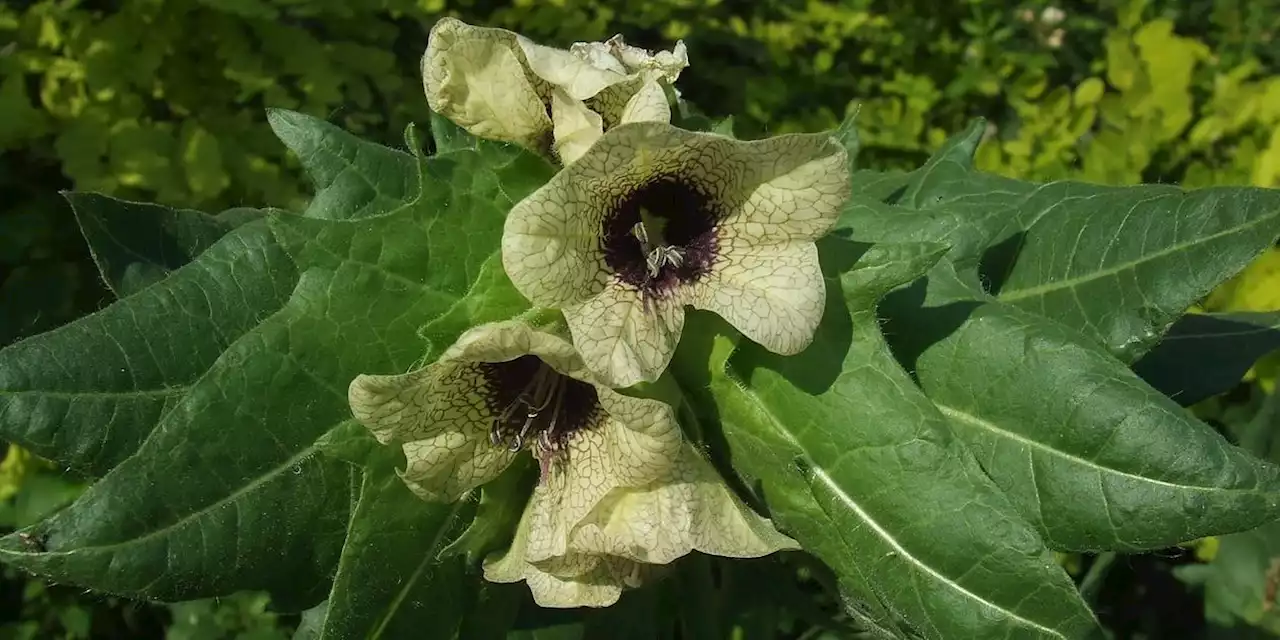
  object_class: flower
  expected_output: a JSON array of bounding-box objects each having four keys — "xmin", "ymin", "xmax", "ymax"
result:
[
  {"xmin": 485, "ymin": 441, "xmax": 797, "ymax": 608},
  {"xmin": 501, "ymin": 122, "xmax": 850, "ymax": 387},
  {"xmin": 348, "ymin": 320, "xmax": 679, "ymax": 503},
  {"xmin": 422, "ymin": 18, "xmax": 688, "ymax": 164},
  {"xmin": 348, "ymin": 320, "xmax": 795, "ymax": 607}
]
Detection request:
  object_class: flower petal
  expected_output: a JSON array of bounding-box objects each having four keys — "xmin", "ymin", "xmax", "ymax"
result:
[
  {"xmin": 551, "ymin": 88, "xmax": 604, "ymax": 165},
  {"xmin": 564, "ymin": 283, "xmax": 685, "ymax": 387},
  {"xmin": 518, "ymin": 37, "xmax": 630, "ymax": 101},
  {"xmin": 604, "ymin": 35, "xmax": 689, "ymax": 82},
  {"xmin": 593, "ymin": 388, "xmax": 684, "ymax": 486},
  {"xmin": 484, "ymin": 498, "xmax": 647, "ymax": 608},
  {"xmin": 719, "ymin": 133, "xmax": 849, "ymax": 244},
  {"xmin": 567, "ymin": 40, "xmax": 630, "ymax": 76},
  {"xmin": 522, "ymin": 558, "xmax": 630, "ymax": 608},
  {"xmin": 687, "ymin": 241, "xmax": 825, "ymax": 355},
  {"xmin": 349, "ymin": 363, "xmax": 518, "ymax": 503},
  {"xmin": 565, "ymin": 443, "xmax": 798, "ymax": 565},
  {"xmin": 501, "ymin": 179, "xmax": 612, "ymax": 311},
  {"xmin": 525, "ymin": 390, "xmax": 683, "ymax": 562},
  {"xmin": 422, "ymin": 18, "xmax": 552, "ymax": 150},
  {"xmin": 618, "ymin": 78, "xmax": 671, "ymax": 126},
  {"xmin": 503, "ymin": 123, "xmax": 845, "ymax": 380},
  {"xmin": 442, "ymin": 320, "xmax": 594, "ymax": 385},
  {"xmin": 503, "ymin": 123, "xmax": 726, "ymax": 313},
  {"xmin": 585, "ymin": 76, "xmax": 646, "ymax": 129}
]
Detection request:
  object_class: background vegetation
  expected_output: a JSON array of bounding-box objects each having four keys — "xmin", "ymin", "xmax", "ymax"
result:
[{"xmin": 2, "ymin": 0, "xmax": 1278, "ymax": 636}]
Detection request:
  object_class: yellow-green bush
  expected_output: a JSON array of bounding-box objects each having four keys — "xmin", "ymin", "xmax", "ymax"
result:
[
  {"xmin": 974, "ymin": 8, "xmax": 1280, "ymax": 187},
  {"xmin": 1, "ymin": 1, "xmax": 1276, "ymax": 214}
]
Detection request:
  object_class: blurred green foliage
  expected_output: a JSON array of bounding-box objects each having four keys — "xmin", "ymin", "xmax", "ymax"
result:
[{"xmin": 2, "ymin": 0, "xmax": 1280, "ymax": 637}]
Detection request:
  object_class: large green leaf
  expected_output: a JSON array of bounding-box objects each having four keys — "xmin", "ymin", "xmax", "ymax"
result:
[
  {"xmin": 315, "ymin": 439, "xmax": 474, "ymax": 640},
  {"xmin": 993, "ymin": 185, "xmax": 1280, "ymax": 362},
  {"xmin": 846, "ymin": 121, "xmax": 1280, "ymax": 363},
  {"xmin": 0, "ymin": 112, "xmax": 555, "ymax": 617},
  {"xmin": 267, "ymin": 108, "xmax": 420, "ymax": 221},
  {"xmin": 68, "ymin": 193, "xmax": 265, "ymax": 298},
  {"xmin": 673, "ymin": 242, "xmax": 1100, "ymax": 639},
  {"xmin": 882, "ymin": 265, "xmax": 1280, "ymax": 552},
  {"xmin": 311, "ymin": 261, "xmax": 537, "ymax": 640},
  {"xmin": 0, "ymin": 216, "xmax": 298, "ymax": 476},
  {"xmin": 1132, "ymin": 312, "xmax": 1280, "ymax": 406}
]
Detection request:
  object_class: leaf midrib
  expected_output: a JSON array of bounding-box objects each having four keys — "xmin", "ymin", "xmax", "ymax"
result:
[
  {"xmin": 998, "ymin": 206, "xmax": 1280, "ymax": 301},
  {"xmin": 726, "ymin": 373, "xmax": 1071, "ymax": 639},
  {"xmin": 0, "ymin": 387, "xmax": 188, "ymax": 400},
  {"xmin": 0, "ymin": 439, "xmax": 323, "ymax": 558},
  {"xmin": 368, "ymin": 500, "xmax": 470, "ymax": 640},
  {"xmin": 936, "ymin": 403, "xmax": 1266, "ymax": 493}
]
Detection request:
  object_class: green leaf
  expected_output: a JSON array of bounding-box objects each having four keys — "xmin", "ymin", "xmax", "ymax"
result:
[
  {"xmin": 711, "ymin": 115, "xmax": 736, "ymax": 139},
  {"xmin": 994, "ymin": 186, "xmax": 1280, "ymax": 361},
  {"xmin": 579, "ymin": 585, "xmax": 676, "ymax": 640},
  {"xmin": 1132, "ymin": 312, "xmax": 1280, "ymax": 406},
  {"xmin": 440, "ymin": 458, "xmax": 534, "ymax": 567},
  {"xmin": 863, "ymin": 120, "xmax": 1280, "ymax": 362},
  {"xmin": 674, "ymin": 243, "xmax": 1100, "ymax": 639},
  {"xmin": 0, "ymin": 219, "xmax": 298, "ymax": 476},
  {"xmin": 831, "ymin": 107, "xmax": 858, "ymax": 169},
  {"xmin": 0, "ymin": 263, "xmax": 368, "ymax": 608},
  {"xmin": 429, "ymin": 111, "xmax": 477, "ymax": 155},
  {"xmin": 0, "ymin": 111, "xmax": 556, "ymax": 612},
  {"xmin": 67, "ymin": 193, "xmax": 258, "ymax": 297},
  {"xmin": 847, "ymin": 170, "xmax": 914, "ymax": 203},
  {"xmin": 293, "ymin": 601, "xmax": 328, "ymax": 640},
  {"xmin": 316, "ymin": 444, "xmax": 473, "ymax": 640},
  {"xmin": 507, "ymin": 625, "xmax": 586, "ymax": 640},
  {"xmin": 883, "ymin": 272, "xmax": 1280, "ymax": 552},
  {"xmin": 456, "ymin": 583, "xmax": 525, "ymax": 640},
  {"xmin": 266, "ymin": 108, "xmax": 419, "ymax": 220},
  {"xmin": 895, "ymin": 118, "xmax": 1018, "ymax": 213}
]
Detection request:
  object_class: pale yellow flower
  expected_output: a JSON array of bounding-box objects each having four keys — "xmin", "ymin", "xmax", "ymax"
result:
[
  {"xmin": 484, "ymin": 440, "xmax": 797, "ymax": 607},
  {"xmin": 348, "ymin": 320, "xmax": 795, "ymax": 608},
  {"xmin": 421, "ymin": 18, "xmax": 687, "ymax": 163},
  {"xmin": 502, "ymin": 122, "xmax": 850, "ymax": 387}
]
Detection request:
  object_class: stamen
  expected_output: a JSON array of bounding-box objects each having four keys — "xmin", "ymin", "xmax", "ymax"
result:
[
  {"xmin": 644, "ymin": 245, "xmax": 685, "ymax": 279},
  {"xmin": 631, "ymin": 222, "xmax": 650, "ymax": 251},
  {"xmin": 481, "ymin": 357, "xmax": 599, "ymax": 482},
  {"xmin": 602, "ymin": 176, "xmax": 719, "ymax": 294},
  {"xmin": 511, "ymin": 412, "xmax": 537, "ymax": 451}
]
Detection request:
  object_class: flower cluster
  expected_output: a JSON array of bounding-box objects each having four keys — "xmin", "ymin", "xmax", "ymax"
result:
[
  {"xmin": 348, "ymin": 18, "xmax": 851, "ymax": 608},
  {"xmin": 422, "ymin": 17, "xmax": 688, "ymax": 165},
  {"xmin": 350, "ymin": 322, "xmax": 794, "ymax": 607}
]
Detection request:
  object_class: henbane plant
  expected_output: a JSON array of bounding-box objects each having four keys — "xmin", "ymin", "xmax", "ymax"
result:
[{"xmin": 2, "ymin": 17, "xmax": 1280, "ymax": 639}]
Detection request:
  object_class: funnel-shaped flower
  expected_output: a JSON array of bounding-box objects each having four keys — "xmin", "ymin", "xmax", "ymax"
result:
[
  {"xmin": 484, "ymin": 441, "xmax": 797, "ymax": 607},
  {"xmin": 481, "ymin": 503, "xmax": 657, "ymax": 608},
  {"xmin": 502, "ymin": 122, "xmax": 850, "ymax": 387},
  {"xmin": 348, "ymin": 320, "xmax": 796, "ymax": 608},
  {"xmin": 348, "ymin": 320, "xmax": 681, "ymax": 504},
  {"xmin": 422, "ymin": 18, "xmax": 687, "ymax": 163}
]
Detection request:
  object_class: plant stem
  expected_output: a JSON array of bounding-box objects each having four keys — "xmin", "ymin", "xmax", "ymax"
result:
[{"xmin": 1079, "ymin": 552, "xmax": 1117, "ymax": 605}]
